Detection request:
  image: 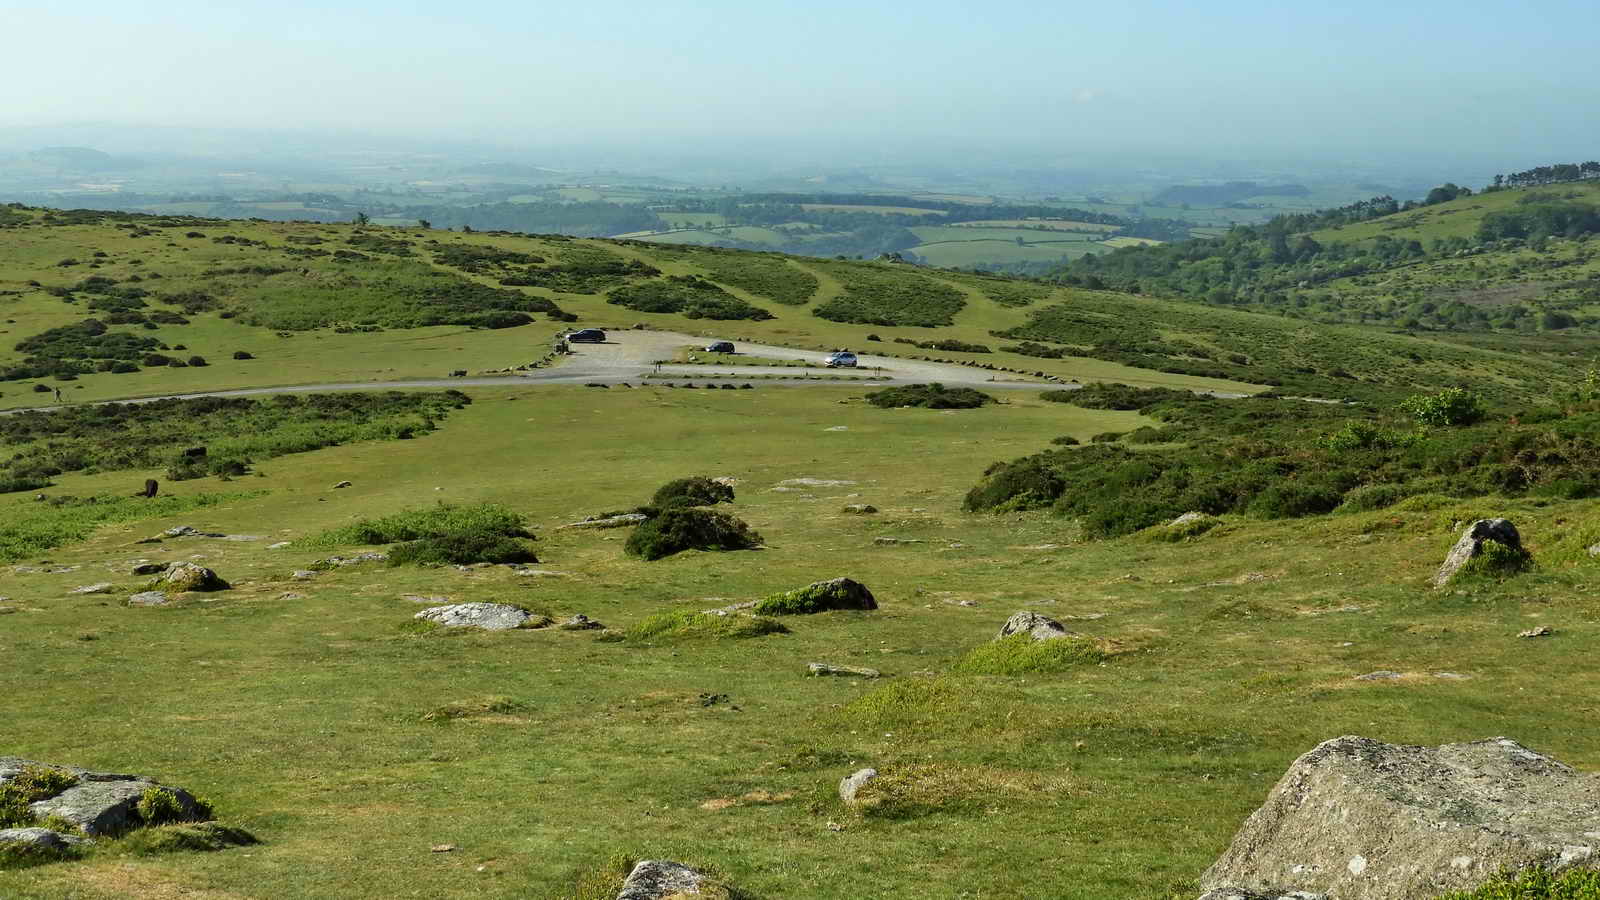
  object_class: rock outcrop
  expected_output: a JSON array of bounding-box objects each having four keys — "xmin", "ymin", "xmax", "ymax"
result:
[
  {"xmin": 1, "ymin": 756, "xmax": 208, "ymax": 836},
  {"xmin": 616, "ymin": 860, "xmax": 708, "ymax": 899},
  {"xmin": 753, "ymin": 577, "xmax": 877, "ymax": 614},
  {"xmin": 1198, "ymin": 735, "xmax": 1600, "ymax": 899},
  {"xmin": 807, "ymin": 662, "xmax": 881, "ymax": 678},
  {"xmin": 998, "ymin": 611, "xmax": 1076, "ymax": 642},
  {"xmin": 159, "ymin": 562, "xmax": 229, "ymax": 592},
  {"xmin": 1431, "ymin": 518, "xmax": 1523, "ymax": 587},
  {"xmin": 414, "ymin": 602, "xmax": 535, "ymax": 631},
  {"xmin": 839, "ymin": 768, "xmax": 879, "ymax": 805}
]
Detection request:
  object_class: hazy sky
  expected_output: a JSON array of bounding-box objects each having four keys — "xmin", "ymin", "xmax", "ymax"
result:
[{"xmin": 6, "ymin": 0, "xmax": 1597, "ymax": 165}]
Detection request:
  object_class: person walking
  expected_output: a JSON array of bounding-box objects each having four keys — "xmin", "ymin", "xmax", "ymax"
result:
[{"xmin": 53, "ymin": 387, "xmax": 62, "ymax": 403}]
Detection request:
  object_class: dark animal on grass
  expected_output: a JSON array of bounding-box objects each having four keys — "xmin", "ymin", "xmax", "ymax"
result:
[
  {"xmin": 182, "ymin": 446, "xmax": 207, "ymax": 459},
  {"xmin": 139, "ymin": 479, "xmax": 158, "ymax": 498}
]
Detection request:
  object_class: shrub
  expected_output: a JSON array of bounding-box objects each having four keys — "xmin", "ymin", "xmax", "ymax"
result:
[
  {"xmin": 31, "ymin": 384, "xmax": 50, "ymax": 393},
  {"xmin": 751, "ymin": 578, "xmax": 875, "ymax": 615},
  {"xmin": 1246, "ymin": 479, "xmax": 1347, "ymax": 519},
  {"xmin": 186, "ymin": 356, "xmax": 208, "ymax": 367},
  {"xmin": 626, "ymin": 608, "xmax": 788, "ymax": 641},
  {"xmin": 951, "ymin": 634, "xmax": 1106, "ymax": 674},
  {"xmin": 1402, "ymin": 388, "xmax": 1485, "ymax": 427},
  {"xmin": 651, "ymin": 476, "xmax": 734, "ymax": 509},
  {"xmin": 1337, "ymin": 483, "xmax": 1409, "ymax": 513},
  {"xmin": 1049, "ymin": 435, "xmax": 1080, "ymax": 446},
  {"xmin": 865, "ymin": 383, "xmax": 993, "ymax": 409},
  {"xmin": 136, "ymin": 787, "xmax": 190, "ymax": 826},
  {"xmin": 165, "ymin": 456, "xmax": 208, "ymax": 481},
  {"xmin": 387, "ymin": 529, "xmax": 538, "ymax": 566},
  {"xmin": 309, "ymin": 503, "xmax": 530, "ymax": 547},
  {"xmin": 963, "ymin": 457, "xmax": 1065, "ymax": 512},
  {"xmin": 624, "ymin": 507, "xmax": 762, "ymax": 560},
  {"xmin": 232, "ymin": 351, "xmax": 254, "ymax": 360}
]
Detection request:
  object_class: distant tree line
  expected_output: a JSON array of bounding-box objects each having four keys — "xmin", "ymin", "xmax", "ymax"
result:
[{"xmin": 1487, "ymin": 161, "xmax": 1600, "ymax": 190}]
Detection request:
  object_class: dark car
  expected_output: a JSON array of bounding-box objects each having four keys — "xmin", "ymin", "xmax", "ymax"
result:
[
  {"xmin": 567, "ymin": 328, "xmax": 606, "ymax": 343},
  {"xmin": 704, "ymin": 341, "xmax": 735, "ymax": 353}
]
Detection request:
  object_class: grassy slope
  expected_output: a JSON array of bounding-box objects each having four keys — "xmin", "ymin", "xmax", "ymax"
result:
[
  {"xmin": 2, "ymin": 384, "xmax": 1597, "ymax": 898},
  {"xmin": 0, "ymin": 206, "xmax": 1587, "ymax": 413}
]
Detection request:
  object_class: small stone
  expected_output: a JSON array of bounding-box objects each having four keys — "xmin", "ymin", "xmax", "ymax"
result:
[
  {"xmin": 430, "ymin": 843, "xmax": 457, "ymax": 853},
  {"xmin": 1519, "ymin": 626, "xmax": 1553, "ymax": 638},
  {"xmin": 402, "ymin": 594, "xmax": 451, "ymax": 605},
  {"xmin": 130, "ymin": 562, "xmax": 168, "ymax": 576},
  {"xmin": 839, "ymin": 768, "xmax": 879, "ymax": 805},
  {"xmin": 559, "ymin": 614, "xmax": 604, "ymax": 630},
  {"xmin": 874, "ymin": 537, "xmax": 923, "ymax": 545},
  {"xmin": 1354, "ymin": 671, "xmax": 1403, "ymax": 681},
  {"xmin": 841, "ymin": 504, "xmax": 878, "ymax": 515},
  {"xmin": 268, "ymin": 541, "xmax": 291, "ymax": 550},
  {"xmin": 290, "ymin": 570, "xmax": 318, "ymax": 580},
  {"xmin": 164, "ymin": 525, "xmax": 199, "ymax": 537},
  {"xmin": 808, "ymin": 662, "xmax": 881, "ymax": 678},
  {"xmin": 559, "ymin": 513, "xmax": 648, "ymax": 529},
  {"xmin": 332, "ymin": 481, "xmax": 352, "ymax": 489},
  {"xmin": 512, "ymin": 568, "xmax": 570, "ymax": 577},
  {"xmin": 278, "ymin": 592, "xmax": 308, "ymax": 601},
  {"xmin": 128, "ymin": 591, "xmax": 170, "ymax": 606}
]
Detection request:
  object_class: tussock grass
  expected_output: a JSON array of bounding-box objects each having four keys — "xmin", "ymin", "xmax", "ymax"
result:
[
  {"xmin": 626, "ymin": 609, "xmax": 788, "ymax": 642},
  {"xmin": 950, "ymin": 634, "xmax": 1107, "ymax": 675},
  {"xmin": 849, "ymin": 763, "xmax": 1072, "ymax": 820}
]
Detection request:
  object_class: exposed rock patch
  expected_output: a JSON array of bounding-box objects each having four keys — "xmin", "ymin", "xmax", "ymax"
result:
[
  {"xmin": 1198, "ymin": 735, "xmax": 1600, "ymax": 899},
  {"xmin": 2, "ymin": 756, "xmax": 208, "ymax": 837},
  {"xmin": 753, "ymin": 577, "xmax": 877, "ymax": 614},
  {"xmin": 839, "ymin": 768, "xmax": 879, "ymax": 805},
  {"xmin": 68, "ymin": 583, "xmax": 115, "ymax": 595},
  {"xmin": 414, "ymin": 602, "xmax": 536, "ymax": 631},
  {"xmin": 560, "ymin": 513, "xmax": 649, "ymax": 529},
  {"xmin": 808, "ymin": 662, "xmax": 881, "ymax": 678},
  {"xmin": 128, "ymin": 591, "xmax": 170, "ymax": 607}
]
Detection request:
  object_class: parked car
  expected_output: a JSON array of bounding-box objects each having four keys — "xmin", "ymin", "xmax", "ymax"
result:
[
  {"xmin": 567, "ymin": 328, "xmax": 606, "ymax": 343},
  {"xmin": 704, "ymin": 341, "xmax": 735, "ymax": 353},
  {"xmin": 824, "ymin": 350, "xmax": 858, "ymax": 368}
]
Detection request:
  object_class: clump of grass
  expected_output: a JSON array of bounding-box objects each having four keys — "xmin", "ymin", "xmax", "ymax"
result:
[
  {"xmin": 0, "ymin": 766, "xmax": 78, "ymax": 827},
  {"xmin": 626, "ymin": 608, "xmax": 788, "ymax": 642},
  {"xmin": 113, "ymin": 821, "xmax": 257, "ymax": 856},
  {"xmin": 849, "ymin": 763, "xmax": 1071, "ymax": 820},
  {"xmin": 950, "ymin": 634, "xmax": 1106, "ymax": 675},
  {"xmin": 624, "ymin": 507, "xmax": 762, "ymax": 560},
  {"xmin": 422, "ymin": 695, "xmax": 528, "ymax": 723},
  {"xmin": 651, "ymin": 476, "xmax": 734, "ymax": 508},
  {"xmin": 1457, "ymin": 539, "xmax": 1533, "ymax": 581},
  {"xmin": 0, "ymin": 835, "xmax": 79, "ymax": 869},
  {"xmin": 135, "ymin": 787, "xmax": 204, "ymax": 826},
  {"xmin": 829, "ymin": 676, "xmax": 1045, "ymax": 744},
  {"xmin": 1434, "ymin": 866, "xmax": 1600, "ymax": 899}
]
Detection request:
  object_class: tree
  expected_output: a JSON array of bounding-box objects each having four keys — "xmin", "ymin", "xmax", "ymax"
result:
[
  {"xmin": 417, "ymin": 219, "xmax": 431, "ymax": 229},
  {"xmin": 352, "ymin": 211, "xmax": 370, "ymax": 225}
]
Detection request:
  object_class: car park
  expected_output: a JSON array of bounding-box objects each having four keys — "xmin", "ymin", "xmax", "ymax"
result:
[
  {"xmin": 567, "ymin": 328, "xmax": 606, "ymax": 343},
  {"xmin": 824, "ymin": 350, "xmax": 858, "ymax": 368},
  {"xmin": 705, "ymin": 341, "xmax": 735, "ymax": 353}
]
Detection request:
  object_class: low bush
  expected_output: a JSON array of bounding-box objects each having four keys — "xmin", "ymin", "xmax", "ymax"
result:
[
  {"xmin": 751, "ymin": 578, "xmax": 875, "ymax": 615},
  {"xmin": 232, "ymin": 351, "xmax": 253, "ymax": 360},
  {"xmin": 865, "ymin": 383, "xmax": 993, "ymax": 409},
  {"xmin": 650, "ymin": 476, "xmax": 734, "ymax": 508},
  {"xmin": 606, "ymin": 276, "xmax": 773, "ymax": 321},
  {"xmin": 624, "ymin": 507, "xmax": 763, "ymax": 560},
  {"xmin": 386, "ymin": 528, "xmax": 538, "ymax": 566},
  {"xmin": 951, "ymin": 634, "xmax": 1107, "ymax": 674},
  {"xmin": 0, "ymin": 766, "xmax": 78, "ymax": 828},
  {"xmin": 308, "ymin": 503, "xmax": 531, "ymax": 548}
]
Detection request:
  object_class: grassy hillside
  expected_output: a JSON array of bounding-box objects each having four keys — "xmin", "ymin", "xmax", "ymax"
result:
[{"xmin": 0, "ymin": 204, "xmax": 1586, "ymax": 413}]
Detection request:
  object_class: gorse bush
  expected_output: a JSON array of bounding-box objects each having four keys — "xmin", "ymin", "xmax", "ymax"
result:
[
  {"xmin": 650, "ymin": 476, "xmax": 735, "ymax": 508},
  {"xmin": 1402, "ymin": 388, "xmax": 1486, "ymax": 427},
  {"xmin": 624, "ymin": 507, "xmax": 763, "ymax": 560},
  {"xmin": 307, "ymin": 503, "xmax": 530, "ymax": 547},
  {"xmin": 865, "ymin": 383, "xmax": 993, "ymax": 409},
  {"xmin": 0, "ymin": 766, "xmax": 78, "ymax": 828},
  {"xmin": 606, "ymin": 276, "xmax": 773, "ymax": 320},
  {"xmin": 386, "ymin": 529, "xmax": 538, "ymax": 567},
  {"xmin": 1434, "ymin": 866, "xmax": 1600, "ymax": 899}
]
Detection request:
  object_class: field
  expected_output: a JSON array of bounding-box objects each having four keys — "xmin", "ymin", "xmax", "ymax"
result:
[
  {"xmin": 799, "ymin": 204, "xmax": 947, "ymax": 216},
  {"xmin": 5, "ymin": 383, "xmax": 1600, "ymax": 898}
]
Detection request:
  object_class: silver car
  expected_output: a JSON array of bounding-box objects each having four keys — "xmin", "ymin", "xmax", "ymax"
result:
[{"xmin": 824, "ymin": 351, "xmax": 858, "ymax": 368}]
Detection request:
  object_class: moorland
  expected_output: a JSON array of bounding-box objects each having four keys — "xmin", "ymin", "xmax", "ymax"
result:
[{"xmin": 2, "ymin": 174, "xmax": 1600, "ymax": 899}]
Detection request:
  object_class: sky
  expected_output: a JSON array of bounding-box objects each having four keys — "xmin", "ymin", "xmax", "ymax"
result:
[{"xmin": 4, "ymin": 0, "xmax": 1597, "ymax": 168}]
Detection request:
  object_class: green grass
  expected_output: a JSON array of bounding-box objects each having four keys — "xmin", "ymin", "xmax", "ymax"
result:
[
  {"xmin": 0, "ymin": 490, "xmax": 264, "ymax": 562},
  {"xmin": 950, "ymin": 633, "xmax": 1108, "ymax": 674}
]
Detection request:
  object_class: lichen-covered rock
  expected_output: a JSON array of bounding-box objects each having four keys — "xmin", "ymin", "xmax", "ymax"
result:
[
  {"xmin": 414, "ymin": 602, "xmax": 533, "ymax": 631},
  {"xmin": 560, "ymin": 513, "xmax": 649, "ymax": 529},
  {"xmin": 128, "ymin": 591, "xmax": 170, "ymax": 607},
  {"xmin": 0, "ymin": 758, "xmax": 206, "ymax": 837},
  {"xmin": 1431, "ymin": 518, "xmax": 1523, "ymax": 588},
  {"xmin": 753, "ymin": 577, "xmax": 877, "ymax": 615},
  {"xmin": 159, "ymin": 562, "xmax": 229, "ymax": 592},
  {"xmin": 616, "ymin": 859, "xmax": 708, "ymax": 900},
  {"xmin": 1198, "ymin": 735, "xmax": 1600, "ymax": 899},
  {"xmin": 0, "ymin": 826, "xmax": 87, "ymax": 850},
  {"xmin": 839, "ymin": 767, "xmax": 879, "ymax": 805},
  {"xmin": 130, "ymin": 562, "xmax": 168, "ymax": 576},
  {"xmin": 998, "ymin": 611, "xmax": 1076, "ymax": 642},
  {"xmin": 68, "ymin": 583, "xmax": 114, "ymax": 595}
]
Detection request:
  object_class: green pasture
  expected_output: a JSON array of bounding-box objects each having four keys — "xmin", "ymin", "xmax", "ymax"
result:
[
  {"xmin": 910, "ymin": 240, "xmax": 1104, "ymax": 268},
  {"xmin": 1310, "ymin": 181, "xmax": 1600, "ymax": 246},
  {"xmin": 3, "ymin": 384, "xmax": 1598, "ymax": 898},
  {"xmin": 799, "ymin": 203, "xmax": 946, "ymax": 216}
]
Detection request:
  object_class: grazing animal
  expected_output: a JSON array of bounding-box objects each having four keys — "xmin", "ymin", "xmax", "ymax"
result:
[{"xmin": 140, "ymin": 479, "xmax": 158, "ymax": 498}]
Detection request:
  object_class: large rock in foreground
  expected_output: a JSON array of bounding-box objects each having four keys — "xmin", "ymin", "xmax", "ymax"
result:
[
  {"xmin": 616, "ymin": 860, "xmax": 708, "ymax": 899},
  {"xmin": 159, "ymin": 562, "xmax": 230, "ymax": 592},
  {"xmin": 1, "ymin": 756, "xmax": 208, "ymax": 836},
  {"xmin": 414, "ymin": 602, "xmax": 534, "ymax": 631},
  {"xmin": 1199, "ymin": 735, "xmax": 1600, "ymax": 899}
]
